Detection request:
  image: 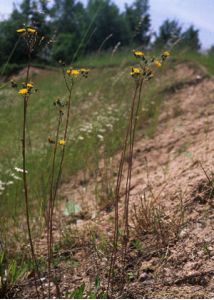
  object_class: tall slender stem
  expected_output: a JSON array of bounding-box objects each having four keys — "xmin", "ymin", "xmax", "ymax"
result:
[
  {"xmin": 121, "ymin": 80, "xmax": 143, "ymax": 282},
  {"xmin": 47, "ymin": 112, "xmax": 62, "ymax": 298},
  {"xmin": 22, "ymin": 56, "xmax": 40, "ymax": 297},
  {"xmin": 107, "ymin": 83, "xmax": 140, "ymax": 295},
  {"xmin": 47, "ymin": 70, "xmax": 73, "ymax": 297},
  {"xmin": 52, "ymin": 72, "xmax": 73, "ymax": 204}
]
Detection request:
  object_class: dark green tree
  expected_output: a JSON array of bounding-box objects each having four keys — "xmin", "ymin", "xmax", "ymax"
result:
[
  {"xmin": 0, "ymin": 0, "xmax": 52, "ymax": 70},
  {"xmin": 0, "ymin": 7, "xmax": 26, "ymax": 67},
  {"xmin": 154, "ymin": 19, "xmax": 201, "ymax": 52},
  {"xmin": 153, "ymin": 19, "xmax": 182, "ymax": 49},
  {"xmin": 52, "ymin": 33, "xmax": 79, "ymax": 62},
  {"xmin": 181, "ymin": 25, "xmax": 201, "ymax": 50},
  {"xmin": 51, "ymin": 0, "xmax": 88, "ymax": 61},
  {"xmin": 86, "ymin": 0, "xmax": 130, "ymax": 52},
  {"xmin": 125, "ymin": 0, "xmax": 151, "ymax": 46},
  {"xmin": 20, "ymin": 0, "xmax": 32, "ymax": 23},
  {"xmin": 51, "ymin": 0, "xmax": 87, "ymax": 33}
]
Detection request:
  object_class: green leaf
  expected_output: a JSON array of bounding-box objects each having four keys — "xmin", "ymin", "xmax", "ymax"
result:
[
  {"xmin": 70, "ymin": 283, "xmax": 85, "ymax": 299},
  {"xmin": 183, "ymin": 151, "xmax": 192, "ymax": 158},
  {"xmin": 95, "ymin": 275, "xmax": 100, "ymax": 290},
  {"xmin": 0, "ymin": 252, "xmax": 5, "ymax": 265},
  {"xmin": 89, "ymin": 291, "xmax": 96, "ymax": 299},
  {"xmin": 63, "ymin": 200, "xmax": 81, "ymax": 216}
]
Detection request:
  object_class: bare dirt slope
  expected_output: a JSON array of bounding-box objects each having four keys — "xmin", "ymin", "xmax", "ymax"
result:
[
  {"xmin": 18, "ymin": 62, "xmax": 214, "ymax": 298},
  {"xmin": 119, "ymin": 67, "xmax": 214, "ymax": 298}
]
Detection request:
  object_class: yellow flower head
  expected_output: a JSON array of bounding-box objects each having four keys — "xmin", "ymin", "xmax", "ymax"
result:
[
  {"xmin": 18, "ymin": 88, "xmax": 28, "ymax": 95},
  {"xmin": 81, "ymin": 68, "xmax": 90, "ymax": 74},
  {"xmin": 163, "ymin": 51, "xmax": 170, "ymax": 57},
  {"xmin": 58, "ymin": 139, "xmax": 66, "ymax": 145},
  {"xmin": 154, "ymin": 60, "xmax": 162, "ymax": 68},
  {"xmin": 133, "ymin": 50, "xmax": 144, "ymax": 58},
  {"xmin": 71, "ymin": 69, "xmax": 80, "ymax": 76},
  {"xmin": 27, "ymin": 27, "xmax": 37, "ymax": 34},
  {"xmin": 80, "ymin": 68, "xmax": 90, "ymax": 77},
  {"xmin": 26, "ymin": 83, "xmax": 33, "ymax": 88},
  {"xmin": 130, "ymin": 67, "xmax": 141, "ymax": 76},
  {"xmin": 16, "ymin": 28, "xmax": 26, "ymax": 33},
  {"xmin": 67, "ymin": 69, "xmax": 80, "ymax": 76}
]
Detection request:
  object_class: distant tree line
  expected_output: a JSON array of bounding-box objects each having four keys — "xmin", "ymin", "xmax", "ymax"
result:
[{"xmin": 0, "ymin": 0, "xmax": 203, "ymax": 68}]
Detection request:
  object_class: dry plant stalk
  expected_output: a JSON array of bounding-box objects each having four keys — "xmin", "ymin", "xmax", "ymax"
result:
[
  {"xmin": 14, "ymin": 24, "xmax": 90, "ymax": 298},
  {"xmin": 47, "ymin": 109, "xmax": 63, "ymax": 297},
  {"xmin": 132, "ymin": 189, "xmax": 185, "ymax": 247},
  {"xmin": 46, "ymin": 66, "xmax": 90, "ymax": 297},
  {"xmin": 16, "ymin": 26, "xmax": 45, "ymax": 297},
  {"xmin": 107, "ymin": 49, "xmax": 171, "ymax": 295}
]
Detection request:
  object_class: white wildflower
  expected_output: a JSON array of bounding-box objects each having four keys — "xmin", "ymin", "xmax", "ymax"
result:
[
  {"xmin": 106, "ymin": 123, "xmax": 113, "ymax": 129},
  {"xmin": 6, "ymin": 181, "xmax": 13, "ymax": 185},
  {"xmin": 99, "ymin": 128, "xmax": 106, "ymax": 133},
  {"xmin": 78, "ymin": 136, "xmax": 84, "ymax": 141},
  {"xmin": 14, "ymin": 167, "xmax": 28, "ymax": 173},
  {"xmin": 79, "ymin": 128, "xmax": 87, "ymax": 132},
  {"xmin": 10, "ymin": 173, "xmax": 21, "ymax": 180},
  {"xmin": 97, "ymin": 134, "xmax": 104, "ymax": 142}
]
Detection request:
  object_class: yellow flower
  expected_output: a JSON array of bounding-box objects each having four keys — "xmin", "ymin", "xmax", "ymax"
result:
[
  {"xmin": 58, "ymin": 139, "xmax": 66, "ymax": 145},
  {"xmin": 80, "ymin": 68, "xmax": 90, "ymax": 74},
  {"xmin": 163, "ymin": 51, "xmax": 170, "ymax": 57},
  {"xmin": 130, "ymin": 67, "xmax": 141, "ymax": 76},
  {"xmin": 80, "ymin": 68, "xmax": 90, "ymax": 77},
  {"xmin": 133, "ymin": 50, "xmax": 144, "ymax": 58},
  {"xmin": 67, "ymin": 69, "xmax": 80, "ymax": 76},
  {"xmin": 71, "ymin": 69, "xmax": 80, "ymax": 76},
  {"xmin": 18, "ymin": 88, "xmax": 28, "ymax": 95},
  {"xmin": 27, "ymin": 27, "xmax": 37, "ymax": 34},
  {"xmin": 154, "ymin": 60, "xmax": 162, "ymax": 68},
  {"xmin": 27, "ymin": 83, "xmax": 33, "ymax": 88},
  {"xmin": 16, "ymin": 28, "xmax": 26, "ymax": 33}
]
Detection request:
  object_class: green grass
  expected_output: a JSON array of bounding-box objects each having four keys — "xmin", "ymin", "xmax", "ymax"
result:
[
  {"xmin": 0, "ymin": 65, "xmax": 132, "ymax": 222},
  {"xmin": 76, "ymin": 48, "xmax": 214, "ymax": 75},
  {"xmin": 0, "ymin": 65, "xmax": 164, "ymax": 226},
  {"xmin": 74, "ymin": 47, "xmax": 133, "ymax": 68}
]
